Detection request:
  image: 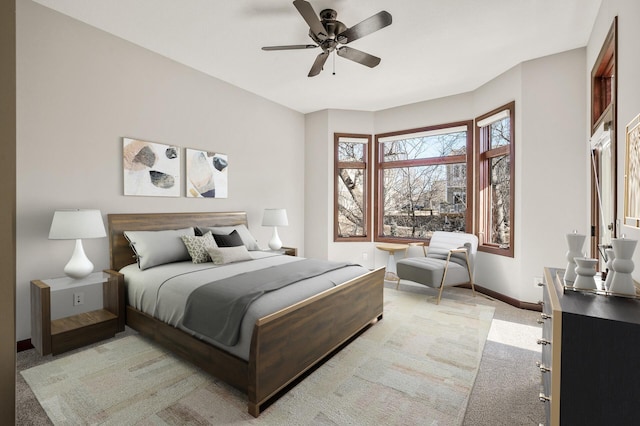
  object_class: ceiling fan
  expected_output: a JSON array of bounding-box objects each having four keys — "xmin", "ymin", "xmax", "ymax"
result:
[{"xmin": 262, "ymin": 0, "xmax": 392, "ymax": 77}]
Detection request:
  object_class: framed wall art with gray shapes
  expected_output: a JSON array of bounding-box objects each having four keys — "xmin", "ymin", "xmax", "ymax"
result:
[
  {"xmin": 624, "ymin": 113, "xmax": 640, "ymax": 227},
  {"xmin": 186, "ymin": 148, "xmax": 228, "ymax": 198},
  {"xmin": 123, "ymin": 137, "xmax": 180, "ymax": 197}
]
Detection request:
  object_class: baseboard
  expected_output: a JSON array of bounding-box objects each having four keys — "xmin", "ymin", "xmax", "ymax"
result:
[
  {"xmin": 17, "ymin": 339, "xmax": 33, "ymax": 352},
  {"xmin": 458, "ymin": 283, "xmax": 542, "ymax": 312}
]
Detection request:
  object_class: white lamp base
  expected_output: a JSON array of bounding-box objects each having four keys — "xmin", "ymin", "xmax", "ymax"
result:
[
  {"xmin": 64, "ymin": 239, "xmax": 94, "ymax": 279},
  {"xmin": 268, "ymin": 227, "xmax": 282, "ymax": 250}
]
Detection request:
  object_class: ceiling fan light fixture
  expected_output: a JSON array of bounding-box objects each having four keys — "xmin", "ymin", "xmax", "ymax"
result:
[{"xmin": 262, "ymin": 0, "xmax": 392, "ymax": 77}]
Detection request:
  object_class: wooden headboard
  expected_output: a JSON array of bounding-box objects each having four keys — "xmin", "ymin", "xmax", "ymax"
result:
[{"xmin": 108, "ymin": 211, "xmax": 249, "ymax": 271}]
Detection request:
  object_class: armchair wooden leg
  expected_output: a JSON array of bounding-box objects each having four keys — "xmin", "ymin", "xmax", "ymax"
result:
[
  {"xmin": 464, "ymin": 252, "xmax": 476, "ymax": 298},
  {"xmin": 396, "ymin": 277, "xmax": 401, "ymax": 290},
  {"xmin": 436, "ymin": 258, "xmax": 452, "ymax": 305},
  {"xmin": 436, "ymin": 282, "xmax": 445, "ymax": 305}
]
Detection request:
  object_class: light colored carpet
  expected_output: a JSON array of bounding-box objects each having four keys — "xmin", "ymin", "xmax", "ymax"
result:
[{"xmin": 21, "ymin": 288, "xmax": 494, "ymax": 425}]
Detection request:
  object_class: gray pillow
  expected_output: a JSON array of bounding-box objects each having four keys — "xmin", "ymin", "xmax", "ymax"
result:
[
  {"xmin": 207, "ymin": 245, "xmax": 252, "ymax": 265},
  {"xmin": 198, "ymin": 224, "xmax": 261, "ymax": 251},
  {"xmin": 124, "ymin": 227, "xmax": 195, "ymax": 270}
]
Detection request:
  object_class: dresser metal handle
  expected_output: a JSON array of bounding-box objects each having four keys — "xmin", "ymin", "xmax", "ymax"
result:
[
  {"xmin": 538, "ymin": 300, "xmax": 545, "ymax": 306},
  {"xmin": 537, "ymin": 338, "xmax": 551, "ymax": 346},
  {"xmin": 537, "ymin": 282, "xmax": 545, "ymax": 287},
  {"xmin": 536, "ymin": 361, "xmax": 551, "ymax": 373},
  {"xmin": 539, "ymin": 392, "xmax": 551, "ymax": 403},
  {"xmin": 537, "ymin": 313, "xmax": 552, "ymax": 324}
]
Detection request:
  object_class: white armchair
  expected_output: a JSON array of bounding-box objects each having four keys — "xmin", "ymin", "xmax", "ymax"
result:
[{"xmin": 395, "ymin": 231, "xmax": 478, "ymax": 304}]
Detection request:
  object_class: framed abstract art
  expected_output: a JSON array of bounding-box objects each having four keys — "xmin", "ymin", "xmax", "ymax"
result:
[
  {"xmin": 123, "ymin": 138, "xmax": 180, "ymax": 197},
  {"xmin": 185, "ymin": 148, "xmax": 228, "ymax": 198},
  {"xmin": 624, "ymin": 113, "xmax": 640, "ymax": 227}
]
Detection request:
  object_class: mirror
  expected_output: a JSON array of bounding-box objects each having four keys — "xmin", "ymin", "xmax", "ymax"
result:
[
  {"xmin": 590, "ymin": 18, "xmax": 617, "ymax": 271},
  {"xmin": 591, "ymin": 116, "xmax": 615, "ymax": 270}
]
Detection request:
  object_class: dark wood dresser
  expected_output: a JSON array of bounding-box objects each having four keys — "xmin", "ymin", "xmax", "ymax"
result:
[{"xmin": 539, "ymin": 267, "xmax": 640, "ymax": 425}]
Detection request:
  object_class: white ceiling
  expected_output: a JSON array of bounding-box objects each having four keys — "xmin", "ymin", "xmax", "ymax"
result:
[{"xmin": 33, "ymin": 0, "xmax": 602, "ymax": 114}]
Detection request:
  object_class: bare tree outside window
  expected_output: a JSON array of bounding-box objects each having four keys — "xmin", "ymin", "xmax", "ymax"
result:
[
  {"xmin": 334, "ymin": 134, "xmax": 371, "ymax": 241},
  {"xmin": 476, "ymin": 102, "xmax": 515, "ymax": 257},
  {"xmin": 375, "ymin": 123, "xmax": 473, "ymax": 242}
]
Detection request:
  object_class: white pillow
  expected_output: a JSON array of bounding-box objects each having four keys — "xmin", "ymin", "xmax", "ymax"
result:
[
  {"xmin": 199, "ymin": 224, "xmax": 261, "ymax": 251},
  {"xmin": 207, "ymin": 245, "xmax": 252, "ymax": 265},
  {"xmin": 124, "ymin": 227, "xmax": 195, "ymax": 270}
]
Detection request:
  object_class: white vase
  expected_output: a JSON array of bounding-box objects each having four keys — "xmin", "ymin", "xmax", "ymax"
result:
[
  {"xmin": 609, "ymin": 238, "xmax": 637, "ymax": 296},
  {"xmin": 573, "ymin": 257, "xmax": 598, "ymax": 290},
  {"xmin": 563, "ymin": 232, "xmax": 586, "ymax": 283},
  {"xmin": 603, "ymin": 248, "xmax": 615, "ymax": 291}
]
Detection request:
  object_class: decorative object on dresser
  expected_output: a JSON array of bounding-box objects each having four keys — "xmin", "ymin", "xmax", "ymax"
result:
[
  {"xmin": 562, "ymin": 230, "xmax": 585, "ymax": 283},
  {"xmin": 48, "ymin": 209, "xmax": 106, "ymax": 279},
  {"xmin": 608, "ymin": 237, "xmax": 638, "ymax": 295},
  {"xmin": 603, "ymin": 246, "xmax": 615, "ymax": 290},
  {"xmin": 539, "ymin": 267, "xmax": 640, "ymax": 425},
  {"xmin": 262, "ymin": 208, "xmax": 288, "ymax": 250},
  {"xmin": 123, "ymin": 137, "xmax": 180, "ymax": 197},
  {"xmin": 572, "ymin": 257, "xmax": 598, "ymax": 290},
  {"xmin": 107, "ymin": 211, "xmax": 384, "ymax": 417}
]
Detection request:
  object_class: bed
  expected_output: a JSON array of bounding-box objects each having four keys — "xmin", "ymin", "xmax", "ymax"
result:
[{"xmin": 106, "ymin": 211, "xmax": 384, "ymax": 417}]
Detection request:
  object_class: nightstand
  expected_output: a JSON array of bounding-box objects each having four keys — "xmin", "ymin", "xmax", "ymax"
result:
[
  {"xmin": 30, "ymin": 270, "xmax": 124, "ymax": 355},
  {"xmin": 264, "ymin": 246, "xmax": 297, "ymax": 256},
  {"xmin": 281, "ymin": 246, "xmax": 297, "ymax": 256}
]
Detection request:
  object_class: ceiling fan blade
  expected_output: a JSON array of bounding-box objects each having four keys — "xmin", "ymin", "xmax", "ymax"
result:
[
  {"xmin": 337, "ymin": 11, "xmax": 392, "ymax": 44},
  {"xmin": 262, "ymin": 44, "xmax": 317, "ymax": 51},
  {"xmin": 293, "ymin": 0, "xmax": 327, "ymax": 41},
  {"xmin": 308, "ymin": 51, "xmax": 329, "ymax": 77},
  {"xmin": 337, "ymin": 46, "xmax": 381, "ymax": 68}
]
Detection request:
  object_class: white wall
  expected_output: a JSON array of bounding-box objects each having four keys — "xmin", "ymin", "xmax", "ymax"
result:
[
  {"xmin": 16, "ymin": 1, "xmax": 305, "ymax": 341},
  {"xmin": 303, "ymin": 110, "xmax": 329, "ymax": 260},
  {"xmin": 590, "ymin": 0, "xmax": 640, "ymax": 283},
  {"xmin": 517, "ymin": 49, "xmax": 589, "ymax": 302}
]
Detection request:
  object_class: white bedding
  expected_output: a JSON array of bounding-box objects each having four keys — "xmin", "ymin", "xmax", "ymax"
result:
[{"xmin": 121, "ymin": 251, "xmax": 369, "ymax": 360}]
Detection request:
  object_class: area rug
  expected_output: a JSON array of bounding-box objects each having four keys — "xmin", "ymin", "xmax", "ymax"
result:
[{"xmin": 22, "ymin": 288, "xmax": 494, "ymax": 425}]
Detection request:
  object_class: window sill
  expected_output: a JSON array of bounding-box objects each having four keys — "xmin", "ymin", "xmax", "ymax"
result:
[{"xmin": 478, "ymin": 245, "xmax": 514, "ymax": 258}]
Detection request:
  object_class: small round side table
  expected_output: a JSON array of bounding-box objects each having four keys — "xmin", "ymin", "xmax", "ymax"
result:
[{"xmin": 376, "ymin": 243, "xmax": 409, "ymax": 281}]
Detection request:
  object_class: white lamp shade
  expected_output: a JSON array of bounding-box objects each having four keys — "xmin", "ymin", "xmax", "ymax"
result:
[
  {"xmin": 49, "ymin": 209, "xmax": 106, "ymax": 240},
  {"xmin": 49, "ymin": 209, "xmax": 106, "ymax": 279},
  {"xmin": 262, "ymin": 209, "xmax": 288, "ymax": 227}
]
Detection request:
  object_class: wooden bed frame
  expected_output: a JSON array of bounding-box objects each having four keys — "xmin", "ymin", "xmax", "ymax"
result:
[{"xmin": 107, "ymin": 211, "xmax": 384, "ymax": 417}]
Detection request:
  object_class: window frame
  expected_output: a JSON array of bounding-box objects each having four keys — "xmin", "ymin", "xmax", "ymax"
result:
[
  {"xmin": 334, "ymin": 132, "xmax": 372, "ymax": 242},
  {"xmin": 475, "ymin": 101, "xmax": 516, "ymax": 257},
  {"xmin": 374, "ymin": 121, "xmax": 474, "ymax": 243}
]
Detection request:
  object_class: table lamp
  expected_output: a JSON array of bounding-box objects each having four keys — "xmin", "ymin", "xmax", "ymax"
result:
[
  {"xmin": 262, "ymin": 208, "xmax": 288, "ymax": 250},
  {"xmin": 49, "ymin": 209, "xmax": 106, "ymax": 279}
]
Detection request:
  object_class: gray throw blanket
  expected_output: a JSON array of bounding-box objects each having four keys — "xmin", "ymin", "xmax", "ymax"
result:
[{"xmin": 182, "ymin": 259, "xmax": 354, "ymax": 346}]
